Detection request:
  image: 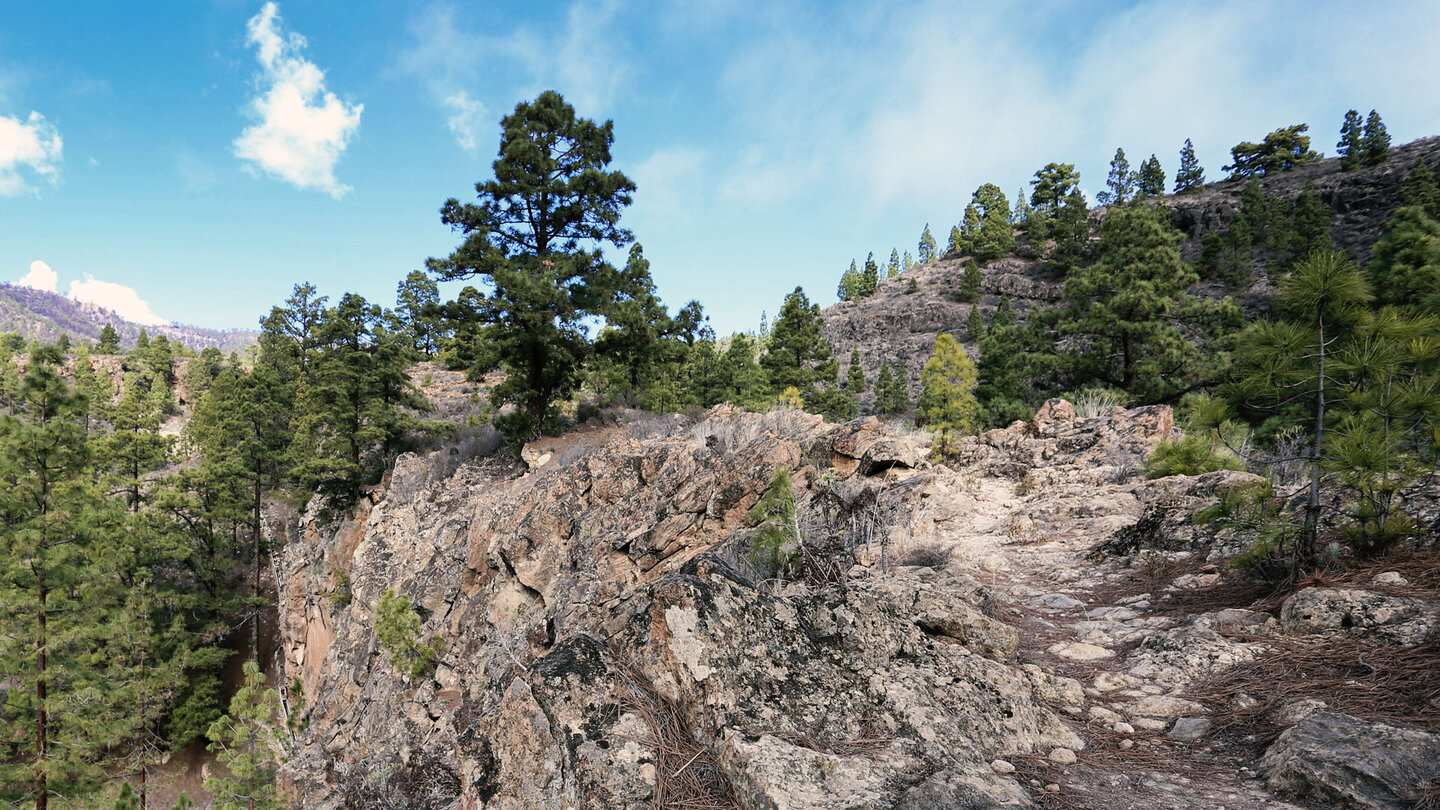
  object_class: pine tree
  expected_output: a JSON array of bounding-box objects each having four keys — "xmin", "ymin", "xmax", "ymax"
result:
[
  {"xmin": 886, "ymin": 249, "xmax": 901, "ymax": 279},
  {"xmin": 1361, "ymin": 110, "xmax": 1390, "ymax": 167},
  {"xmin": 1060, "ymin": 203, "xmax": 1203, "ymax": 398},
  {"xmin": 837, "ymin": 260, "xmax": 861, "ymax": 302},
  {"xmin": 760, "ymin": 287, "xmax": 836, "ymax": 397},
  {"xmin": 393, "ymin": 270, "xmax": 445, "ymax": 357},
  {"xmin": 1401, "ymin": 158, "xmax": 1440, "ymax": 220},
  {"xmin": 918, "ymin": 224, "xmax": 938, "ymax": 264},
  {"xmin": 1047, "ymin": 190, "xmax": 1094, "ymax": 275},
  {"xmin": 902, "ymin": 251, "xmax": 914, "ymax": 272},
  {"xmin": 947, "ymin": 225, "xmax": 964, "ymax": 257},
  {"xmin": 1096, "ymin": 148, "xmax": 1134, "ymax": 206},
  {"xmin": 1337, "ymin": 109, "xmax": 1363, "ymax": 170},
  {"xmin": 205, "ymin": 661, "xmax": 285, "ymax": 810},
  {"xmin": 1367, "ymin": 205, "xmax": 1440, "ymax": 307},
  {"xmin": 1288, "ymin": 182, "xmax": 1333, "ymax": 261},
  {"xmin": 99, "ymin": 380, "xmax": 172, "ymax": 511},
  {"xmin": 966, "ymin": 305, "xmax": 985, "ymax": 342},
  {"xmin": 428, "ymin": 91, "xmax": 636, "ymax": 436},
  {"xmin": 957, "ymin": 204, "xmax": 981, "ymax": 258},
  {"xmin": 1175, "ymin": 138, "xmax": 1205, "ymax": 193},
  {"xmin": 846, "ymin": 348, "xmax": 866, "ymax": 393},
  {"xmin": 0, "ymin": 347, "xmax": 127, "ymax": 809},
  {"xmin": 1224, "ymin": 124, "xmax": 1317, "ymax": 178},
  {"xmin": 991, "ymin": 295, "xmax": 1015, "ymax": 331},
  {"xmin": 917, "ymin": 333, "xmax": 979, "ymax": 456},
  {"xmin": 859, "ymin": 253, "xmax": 879, "ymax": 297},
  {"xmin": 1229, "ymin": 250, "xmax": 1373, "ymax": 562},
  {"xmin": 1012, "ymin": 188, "xmax": 1032, "ymax": 225},
  {"xmin": 874, "ymin": 362, "xmax": 909, "ymax": 414},
  {"xmin": 969, "ymin": 184, "xmax": 1015, "ymax": 262},
  {"xmin": 97, "ymin": 323, "xmax": 122, "ymax": 354},
  {"xmin": 1136, "ymin": 155, "xmax": 1165, "ymax": 197},
  {"xmin": 959, "ymin": 259, "xmax": 983, "ymax": 304},
  {"xmin": 1030, "ymin": 163, "xmax": 1079, "ymax": 214}
]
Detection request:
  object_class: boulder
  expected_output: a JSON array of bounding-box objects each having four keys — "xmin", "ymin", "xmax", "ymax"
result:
[
  {"xmin": 1262, "ymin": 712, "xmax": 1440, "ymax": 809},
  {"xmin": 1280, "ymin": 588, "xmax": 1438, "ymax": 646}
]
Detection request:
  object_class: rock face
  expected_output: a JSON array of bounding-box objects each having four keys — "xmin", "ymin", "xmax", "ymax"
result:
[
  {"xmin": 1261, "ymin": 712, "xmax": 1440, "ymax": 810},
  {"xmin": 275, "ymin": 409, "xmax": 1076, "ymax": 809}
]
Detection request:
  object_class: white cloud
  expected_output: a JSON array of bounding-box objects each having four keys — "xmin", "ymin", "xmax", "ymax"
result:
[
  {"xmin": 234, "ymin": 2, "xmax": 362, "ymax": 199},
  {"xmin": 16, "ymin": 260, "xmax": 58, "ymax": 293},
  {"xmin": 0, "ymin": 111, "xmax": 62, "ymax": 196},
  {"xmin": 67, "ymin": 276, "xmax": 168, "ymax": 326},
  {"xmin": 442, "ymin": 91, "xmax": 486, "ymax": 152}
]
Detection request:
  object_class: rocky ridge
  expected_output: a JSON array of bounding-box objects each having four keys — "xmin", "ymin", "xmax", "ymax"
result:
[
  {"xmin": 271, "ymin": 400, "xmax": 1440, "ymax": 809},
  {"xmin": 820, "ymin": 137, "xmax": 1440, "ymax": 412}
]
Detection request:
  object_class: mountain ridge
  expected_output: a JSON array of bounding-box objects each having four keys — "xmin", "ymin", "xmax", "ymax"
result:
[{"xmin": 0, "ymin": 283, "xmax": 258, "ymax": 353}]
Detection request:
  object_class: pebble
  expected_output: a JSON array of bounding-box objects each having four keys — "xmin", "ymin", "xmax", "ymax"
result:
[
  {"xmin": 1113, "ymin": 722, "xmax": 1134, "ymax": 734},
  {"xmin": 1118, "ymin": 739, "xmax": 1134, "ymax": 750},
  {"xmin": 1168, "ymin": 717, "xmax": 1213, "ymax": 742},
  {"xmin": 1045, "ymin": 783, "xmax": 1061, "ymax": 793},
  {"xmin": 1048, "ymin": 747, "xmax": 1078, "ymax": 765},
  {"xmin": 1372, "ymin": 571, "xmax": 1409, "ymax": 587},
  {"xmin": 991, "ymin": 759, "xmax": 1016, "ymax": 774}
]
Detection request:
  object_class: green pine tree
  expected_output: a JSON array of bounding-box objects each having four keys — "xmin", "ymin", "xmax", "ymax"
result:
[
  {"xmin": 918, "ymin": 224, "xmax": 938, "ymax": 264},
  {"xmin": 1361, "ymin": 110, "xmax": 1390, "ymax": 167},
  {"xmin": 966, "ymin": 305, "xmax": 985, "ymax": 342},
  {"xmin": 959, "ymin": 259, "xmax": 982, "ymax": 303},
  {"xmin": 1060, "ymin": 203, "xmax": 1210, "ymax": 399},
  {"xmin": 1174, "ymin": 138, "xmax": 1205, "ymax": 193},
  {"xmin": 1135, "ymin": 155, "xmax": 1165, "ymax": 197},
  {"xmin": 859, "ymin": 253, "xmax": 879, "ymax": 298},
  {"xmin": 428, "ymin": 91, "xmax": 636, "ymax": 436},
  {"xmin": 837, "ymin": 260, "xmax": 861, "ymax": 302},
  {"xmin": 874, "ymin": 362, "xmax": 909, "ymax": 414},
  {"xmin": 947, "ymin": 224, "xmax": 964, "ymax": 257},
  {"xmin": 205, "ymin": 661, "xmax": 286, "ymax": 810},
  {"xmin": 1096, "ymin": 147, "xmax": 1134, "ymax": 206},
  {"xmin": 1400, "ymin": 158, "xmax": 1440, "ymax": 220},
  {"xmin": 846, "ymin": 348, "xmax": 866, "ymax": 393},
  {"xmin": 886, "ymin": 249, "xmax": 901, "ymax": 279},
  {"xmin": 1337, "ymin": 109, "xmax": 1364, "ymax": 170},
  {"xmin": 917, "ymin": 334, "xmax": 979, "ymax": 456},
  {"xmin": 969, "ymin": 184, "xmax": 1015, "ymax": 262},
  {"xmin": 97, "ymin": 323, "xmax": 122, "ymax": 354},
  {"xmin": 0, "ymin": 347, "xmax": 127, "ymax": 809}
]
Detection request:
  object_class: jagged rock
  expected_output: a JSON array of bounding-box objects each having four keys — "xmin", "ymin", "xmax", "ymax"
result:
[
  {"xmin": 1261, "ymin": 712, "xmax": 1440, "ymax": 810},
  {"xmin": 1280, "ymin": 587, "xmax": 1438, "ymax": 646},
  {"xmin": 275, "ymin": 410, "xmax": 1081, "ymax": 808},
  {"xmin": 1168, "ymin": 717, "xmax": 1212, "ymax": 742}
]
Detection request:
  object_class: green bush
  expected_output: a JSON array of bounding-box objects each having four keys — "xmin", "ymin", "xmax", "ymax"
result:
[
  {"xmin": 375, "ymin": 589, "xmax": 441, "ymax": 680},
  {"xmin": 1144, "ymin": 434, "xmax": 1247, "ymax": 478},
  {"xmin": 748, "ymin": 468, "xmax": 800, "ymax": 580}
]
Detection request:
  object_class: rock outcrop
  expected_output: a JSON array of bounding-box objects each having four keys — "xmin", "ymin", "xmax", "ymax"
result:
[
  {"xmin": 272, "ymin": 399, "xmax": 1439, "ymax": 809},
  {"xmin": 275, "ymin": 409, "xmax": 1077, "ymax": 808}
]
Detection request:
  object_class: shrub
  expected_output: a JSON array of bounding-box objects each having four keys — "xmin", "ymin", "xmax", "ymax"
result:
[
  {"xmin": 747, "ymin": 468, "xmax": 801, "ymax": 580},
  {"xmin": 1144, "ymin": 434, "xmax": 1247, "ymax": 478},
  {"xmin": 375, "ymin": 589, "xmax": 441, "ymax": 680}
]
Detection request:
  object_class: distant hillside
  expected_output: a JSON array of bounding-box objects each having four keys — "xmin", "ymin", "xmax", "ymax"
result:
[
  {"xmin": 0, "ymin": 284, "xmax": 257, "ymax": 353},
  {"xmin": 822, "ymin": 135, "xmax": 1440, "ymax": 412}
]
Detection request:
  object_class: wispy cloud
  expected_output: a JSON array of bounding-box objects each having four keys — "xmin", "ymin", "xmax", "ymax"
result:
[
  {"xmin": 396, "ymin": 1, "xmax": 630, "ymax": 151},
  {"xmin": 68, "ymin": 275, "xmax": 167, "ymax": 326},
  {"xmin": 442, "ymin": 91, "xmax": 486, "ymax": 153},
  {"xmin": 234, "ymin": 2, "xmax": 362, "ymax": 199},
  {"xmin": 0, "ymin": 111, "xmax": 62, "ymax": 196},
  {"xmin": 16, "ymin": 260, "xmax": 58, "ymax": 293}
]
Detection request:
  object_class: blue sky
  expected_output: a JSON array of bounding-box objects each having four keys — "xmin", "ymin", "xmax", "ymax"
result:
[{"xmin": 2, "ymin": 1, "xmax": 1438, "ymax": 334}]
